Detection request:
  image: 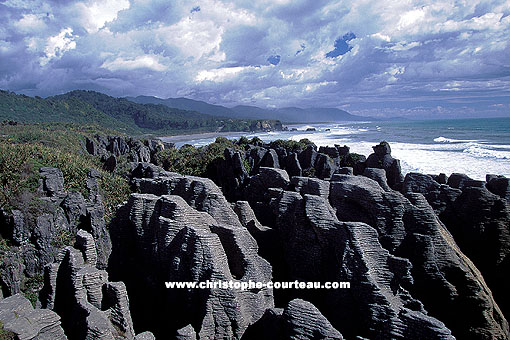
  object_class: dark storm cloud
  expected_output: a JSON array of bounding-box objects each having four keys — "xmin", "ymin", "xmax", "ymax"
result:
[{"xmin": 0, "ymin": 0, "xmax": 509, "ymax": 117}]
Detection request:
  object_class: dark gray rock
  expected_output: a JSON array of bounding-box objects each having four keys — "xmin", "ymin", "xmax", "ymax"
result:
[
  {"xmin": 336, "ymin": 167, "xmax": 353, "ymax": 175},
  {"xmin": 363, "ymin": 168, "xmax": 391, "ymax": 191},
  {"xmin": 40, "ymin": 230, "xmax": 150, "ymax": 340},
  {"xmin": 176, "ymin": 324, "xmax": 197, "ymax": 340},
  {"xmin": 0, "ymin": 253, "xmax": 24, "ymax": 296},
  {"xmin": 283, "ymin": 299, "xmax": 343, "ymax": 340},
  {"xmin": 402, "ymin": 172, "xmax": 461, "ymax": 215},
  {"xmin": 247, "ymin": 146, "xmax": 268, "ymax": 174},
  {"xmin": 40, "ymin": 167, "xmax": 64, "ymax": 197},
  {"xmin": 0, "ymin": 293, "xmax": 67, "ymax": 340},
  {"xmin": 209, "ymin": 148, "xmax": 249, "ymax": 201},
  {"xmin": 260, "ymin": 149, "xmax": 280, "ymax": 168},
  {"xmin": 335, "ymin": 145, "xmax": 350, "ymax": 157},
  {"xmin": 447, "ymin": 173, "xmax": 483, "ymax": 189},
  {"xmin": 284, "ymin": 153, "xmax": 302, "ymax": 177},
  {"xmin": 329, "ymin": 174, "xmax": 509, "ymax": 339},
  {"xmin": 108, "ymin": 193, "xmax": 273, "ymax": 339},
  {"xmin": 486, "ymin": 175, "xmax": 510, "ymax": 201},
  {"xmin": 291, "ymin": 177, "xmax": 330, "ymax": 199},
  {"xmin": 297, "ymin": 145, "xmax": 317, "ymax": 170},
  {"xmin": 365, "ymin": 142, "xmax": 403, "ymax": 190},
  {"xmin": 318, "ymin": 146, "xmax": 339, "ymax": 159},
  {"xmin": 103, "ymin": 155, "xmax": 117, "ymax": 172},
  {"xmin": 86, "ymin": 136, "xmax": 99, "ymax": 156},
  {"xmin": 438, "ymin": 185, "xmax": 510, "ymax": 319},
  {"xmin": 314, "ymin": 153, "xmax": 336, "ymax": 179},
  {"xmin": 271, "ymin": 190, "xmax": 454, "ymax": 339},
  {"xmin": 432, "ymin": 173, "xmax": 448, "ymax": 184}
]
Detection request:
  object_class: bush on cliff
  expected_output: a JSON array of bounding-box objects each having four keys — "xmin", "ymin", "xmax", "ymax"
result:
[{"xmin": 0, "ymin": 123, "xmax": 130, "ymax": 221}]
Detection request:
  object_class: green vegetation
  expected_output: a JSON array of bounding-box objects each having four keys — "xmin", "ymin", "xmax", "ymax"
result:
[
  {"xmin": 0, "ymin": 321, "xmax": 16, "ymax": 340},
  {"xmin": 0, "ymin": 123, "xmax": 130, "ymax": 221},
  {"xmin": 21, "ymin": 274, "xmax": 44, "ymax": 307},
  {"xmin": 267, "ymin": 138, "xmax": 314, "ymax": 152},
  {"xmin": 154, "ymin": 137, "xmax": 239, "ymax": 176},
  {"xmin": 0, "ymin": 90, "xmax": 283, "ymax": 135}
]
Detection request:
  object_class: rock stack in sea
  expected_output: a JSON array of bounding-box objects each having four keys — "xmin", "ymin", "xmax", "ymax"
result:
[{"xmin": 1, "ymin": 140, "xmax": 509, "ymax": 340}]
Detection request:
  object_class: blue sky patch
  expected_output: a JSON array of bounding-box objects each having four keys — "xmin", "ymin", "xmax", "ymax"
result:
[
  {"xmin": 267, "ymin": 55, "xmax": 281, "ymax": 65},
  {"xmin": 326, "ymin": 32, "xmax": 356, "ymax": 58}
]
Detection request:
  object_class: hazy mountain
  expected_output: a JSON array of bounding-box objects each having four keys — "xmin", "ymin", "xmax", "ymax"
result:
[
  {"xmin": 129, "ymin": 96, "xmax": 238, "ymax": 118},
  {"xmin": 129, "ymin": 95, "xmax": 366, "ymax": 122}
]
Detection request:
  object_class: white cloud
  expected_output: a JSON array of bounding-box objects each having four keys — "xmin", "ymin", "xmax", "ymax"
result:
[
  {"xmin": 41, "ymin": 27, "xmax": 76, "ymax": 65},
  {"xmin": 101, "ymin": 55, "xmax": 168, "ymax": 71},
  {"xmin": 76, "ymin": 0, "xmax": 131, "ymax": 33},
  {"xmin": 1, "ymin": 0, "xmax": 510, "ymax": 116}
]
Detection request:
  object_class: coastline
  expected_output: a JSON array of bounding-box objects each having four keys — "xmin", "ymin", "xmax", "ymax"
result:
[{"xmin": 159, "ymin": 131, "xmax": 247, "ymax": 144}]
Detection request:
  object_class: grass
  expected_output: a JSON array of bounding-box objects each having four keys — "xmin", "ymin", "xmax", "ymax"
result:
[
  {"xmin": 0, "ymin": 123, "xmax": 130, "ymax": 222},
  {"xmin": 0, "ymin": 321, "xmax": 16, "ymax": 340}
]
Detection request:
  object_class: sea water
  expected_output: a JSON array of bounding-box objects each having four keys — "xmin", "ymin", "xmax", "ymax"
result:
[{"xmin": 165, "ymin": 117, "xmax": 510, "ymax": 180}]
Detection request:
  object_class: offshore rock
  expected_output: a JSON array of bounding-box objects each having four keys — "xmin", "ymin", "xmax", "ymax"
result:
[
  {"xmin": 108, "ymin": 190, "xmax": 273, "ymax": 339},
  {"xmin": 329, "ymin": 174, "xmax": 509, "ymax": 339}
]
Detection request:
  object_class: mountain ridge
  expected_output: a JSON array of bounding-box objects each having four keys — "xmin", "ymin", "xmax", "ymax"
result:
[{"xmin": 128, "ymin": 95, "xmax": 367, "ymax": 122}]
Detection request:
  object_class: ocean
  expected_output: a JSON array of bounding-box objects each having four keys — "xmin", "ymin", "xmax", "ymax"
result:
[{"xmin": 164, "ymin": 117, "xmax": 510, "ymax": 180}]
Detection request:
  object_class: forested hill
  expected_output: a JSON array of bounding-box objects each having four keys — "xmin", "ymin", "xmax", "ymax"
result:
[{"xmin": 0, "ymin": 90, "xmax": 282, "ymax": 135}]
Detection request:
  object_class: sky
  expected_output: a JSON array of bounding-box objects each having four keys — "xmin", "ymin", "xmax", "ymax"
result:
[{"xmin": 1, "ymin": 0, "xmax": 510, "ymax": 118}]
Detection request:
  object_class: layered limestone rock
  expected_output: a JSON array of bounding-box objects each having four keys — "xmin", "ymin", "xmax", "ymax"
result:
[
  {"xmin": 403, "ymin": 172, "xmax": 510, "ymax": 319},
  {"xmin": 330, "ymin": 174, "xmax": 509, "ymax": 340},
  {"xmin": 242, "ymin": 299, "xmax": 344, "ymax": 340},
  {"xmin": 39, "ymin": 229, "xmax": 152, "ymax": 340},
  {"xmin": 0, "ymin": 167, "xmax": 111, "ymax": 300},
  {"xmin": 0, "ymin": 293, "xmax": 67, "ymax": 340},
  {"xmin": 109, "ymin": 174, "xmax": 274, "ymax": 339},
  {"xmin": 270, "ymin": 189, "xmax": 454, "ymax": 340}
]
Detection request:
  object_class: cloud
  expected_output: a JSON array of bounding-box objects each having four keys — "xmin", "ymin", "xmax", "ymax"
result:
[
  {"xmin": 0, "ymin": 0, "xmax": 509, "ymax": 117},
  {"xmin": 41, "ymin": 27, "xmax": 77, "ymax": 65}
]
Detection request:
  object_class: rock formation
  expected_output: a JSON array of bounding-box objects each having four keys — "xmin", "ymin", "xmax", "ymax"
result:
[
  {"xmin": 0, "ymin": 167, "xmax": 111, "ymax": 300},
  {"xmin": 0, "ymin": 293, "xmax": 67, "ymax": 340},
  {"xmin": 330, "ymin": 174, "xmax": 509, "ymax": 339},
  {"xmin": 109, "ymin": 172, "xmax": 274, "ymax": 339},
  {"xmin": 39, "ymin": 229, "xmax": 153, "ymax": 340}
]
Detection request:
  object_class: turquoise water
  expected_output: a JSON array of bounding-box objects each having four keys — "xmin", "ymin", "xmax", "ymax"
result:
[{"xmin": 163, "ymin": 118, "xmax": 510, "ymax": 180}]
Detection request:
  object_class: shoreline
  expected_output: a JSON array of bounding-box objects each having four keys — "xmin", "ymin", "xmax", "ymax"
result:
[{"xmin": 159, "ymin": 131, "xmax": 247, "ymax": 143}]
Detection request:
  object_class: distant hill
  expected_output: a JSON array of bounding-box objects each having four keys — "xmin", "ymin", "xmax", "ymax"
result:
[
  {"xmin": 0, "ymin": 90, "xmax": 136, "ymax": 132},
  {"xmin": 129, "ymin": 96, "xmax": 238, "ymax": 118},
  {"xmin": 129, "ymin": 95, "xmax": 365, "ymax": 122},
  {"xmin": 0, "ymin": 90, "xmax": 281, "ymax": 135}
]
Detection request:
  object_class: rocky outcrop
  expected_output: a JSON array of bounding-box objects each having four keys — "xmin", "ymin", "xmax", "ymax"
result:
[
  {"xmin": 403, "ymin": 172, "xmax": 510, "ymax": 319},
  {"xmin": 84, "ymin": 135, "xmax": 167, "ymax": 171},
  {"xmin": 0, "ymin": 167, "xmax": 111, "ymax": 300},
  {"xmin": 269, "ymin": 188, "xmax": 454, "ymax": 339},
  {"xmin": 330, "ymin": 174, "xmax": 509, "ymax": 339},
  {"xmin": 365, "ymin": 141, "xmax": 404, "ymax": 190},
  {"xmin": 38, "ymin": 230, "xmax": 151, "ymax": 340},
  {"xmin": 0, "ymin": 293, "xmax": 67, "ymax": 340},
  {"xmin": 109, "ymin": 172, "xmax": 274, "ymax": 339}
]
